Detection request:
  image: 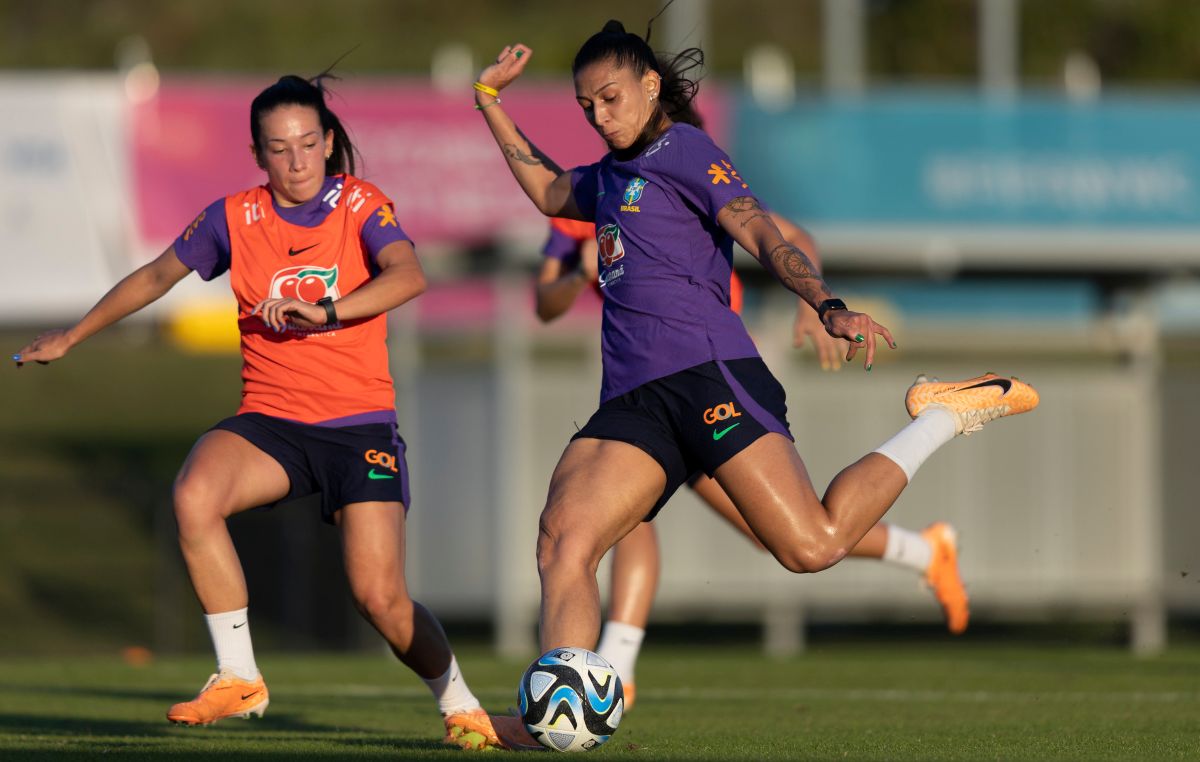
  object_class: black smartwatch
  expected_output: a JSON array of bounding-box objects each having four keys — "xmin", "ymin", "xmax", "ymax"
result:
[
  {"xmin": 817, "ymin": 297, "xmax": 847, "ymax": 322},
  {"xmin": 316, "ymin": 296, "xmax": 338, "ymax": 325}
]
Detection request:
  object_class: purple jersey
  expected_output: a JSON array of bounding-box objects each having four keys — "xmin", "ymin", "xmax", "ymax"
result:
[
  {"xmin": 174, "ymin": 175, "xmax": 412, "ymax": 280},
  {"xmin": 570, "ymin": 123, "xmax": 760, "ymax": 402},
  {"xmin": 541, "ymin": 226, "xmax": 582, "ymax": 271}
]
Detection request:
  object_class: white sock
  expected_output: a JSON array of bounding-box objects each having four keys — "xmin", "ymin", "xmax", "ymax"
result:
[
  {"xmin": 872, "ymin": 407, "xmax": 958, "ymax": 482},
  {"xmin": 596, "ymin": 620, "xmax": 645, "ymax": 688},
  {"xmin": 422, "ymin": 653, "xmax": 481, "ymax": 716},
  {"xmin": 882, "ymin": 525, "xmax": 933, "ymax": 573},
  {"xmin": 204, "ymin": 607, "xmax": 258, "ymax": 680}
]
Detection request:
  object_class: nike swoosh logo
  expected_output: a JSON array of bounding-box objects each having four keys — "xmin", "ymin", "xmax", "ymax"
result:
[
  {"xmin": 367, "ymin": 469, "xmax": 395, "ymax": 480},
  {"xmin": 288, "ymin": 244, "xmax": 318, "ymax": 257},
  {"xmin": 712, "ymin": 422, "xmax": 741, "ymax": 440},
  {"xmin": 940, "ymin": 378, "xmax": 1012, "ymax": 395},
  {"xmin": 232, "ymin": 621, "xmax": 247, "ymax": 629},
  {"xmin": 241, "ymin": 691, "xmax": 259, "ymax": 701}
]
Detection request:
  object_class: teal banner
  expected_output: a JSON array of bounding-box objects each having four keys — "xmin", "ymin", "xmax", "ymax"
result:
[{"xmin": 734, "ymin": 91, "xmax": 1199, "ymax": 227}]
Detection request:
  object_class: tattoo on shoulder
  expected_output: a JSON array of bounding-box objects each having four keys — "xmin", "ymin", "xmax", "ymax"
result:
[{"xmin": 503, "ymin": 143, "xmax": 543, "ymax": 167}]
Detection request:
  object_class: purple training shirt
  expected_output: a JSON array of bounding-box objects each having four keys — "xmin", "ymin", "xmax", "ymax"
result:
[{"xmin": 570, "ymin": 123, "xmax": 761, "ymax": 402}]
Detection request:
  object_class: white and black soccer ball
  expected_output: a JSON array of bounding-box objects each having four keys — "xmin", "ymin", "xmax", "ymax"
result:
[{"xmin": 518, "ymin": 647, "xmax": 624, "ymax": 752}]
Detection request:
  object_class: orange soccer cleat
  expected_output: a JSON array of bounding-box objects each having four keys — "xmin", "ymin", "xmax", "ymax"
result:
[
  {"xmin": 166, "ymin": 670, "xmax": 269, "ymax": 726},
  {"xmin": 443, "ymin": 709, "xmax": 545, "ymax": 752},
  {"xmin": 622, "ymin": 683, "xmax": 636, "ymax": 712},
  {"xmin": 921, "ymin": 522, "xmax": 969, "ymax": 635},
  {"xmin": 905, "ymin": 373, "xmax": 1039, "ymax": 436}
]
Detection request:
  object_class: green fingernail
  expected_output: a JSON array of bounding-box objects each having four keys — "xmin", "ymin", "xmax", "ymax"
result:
[
  {"xmin": 855, "ymin": 334, "xmax": 864, "ymax": 343},
  {"xmin": 515, "ymin": 50, "xmax": 524, "ymax": 59},
  {"xmin": 867, "ymin": 364, "xmax": 872, "ymax": 371}
]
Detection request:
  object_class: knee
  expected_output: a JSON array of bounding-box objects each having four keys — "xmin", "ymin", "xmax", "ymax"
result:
[
  {"xmin": 172, "ymin": 474, "xmax": 224, "ymax": 535},
  {"xmin": 352, "ymin": 583, "xmax": 412, "ymax": 628},
  {"xmin": 772, "ymin": 537, "xmax": 848, "ymax": 575},
  {"xmin": 535, "ymin": 516, "xmax": 598, "ymax": 582}
]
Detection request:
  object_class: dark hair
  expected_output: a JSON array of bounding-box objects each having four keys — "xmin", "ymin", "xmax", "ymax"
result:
[
  {"xmin": 249, "ymin": 73, "xmax": 357, "ymax": 176},
  {"xmin": 656, "ymin": 48, "xmax": 705, "ymax": 130},
  {"xmin": 572, "ymin": 19, "xmax": 705, "ymax": 146}
]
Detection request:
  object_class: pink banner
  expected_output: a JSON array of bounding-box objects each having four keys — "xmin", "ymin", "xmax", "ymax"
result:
[{"xmin": 131, "ymin": 77, "xmax": 728, "ymax": 250}]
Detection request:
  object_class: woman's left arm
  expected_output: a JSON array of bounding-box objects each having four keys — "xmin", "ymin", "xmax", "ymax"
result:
[
  {"xmin": 254, "ymin": 240, "xmax": 426, "ymax": 330},
  {"xmin": 717, "ymin": 195, "xmax": 894, "ymax": 368}
]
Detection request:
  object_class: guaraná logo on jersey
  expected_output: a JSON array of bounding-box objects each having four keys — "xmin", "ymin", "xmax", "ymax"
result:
[
  {"xmin": 596, "ymin": 224, "xmax": 625, "ymax": 268},
  {"xmin": 268, "ymin": 265, "xmax": 341, "ymax": 303},
  {"xmin": 621, "ymin": 177, "xmax": 647, "ymax": 212}
]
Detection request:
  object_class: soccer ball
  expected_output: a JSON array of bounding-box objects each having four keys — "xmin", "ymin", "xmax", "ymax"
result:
[{"xmin": 518, "ymin": 647, "xmax": 624, "ymax": 752}]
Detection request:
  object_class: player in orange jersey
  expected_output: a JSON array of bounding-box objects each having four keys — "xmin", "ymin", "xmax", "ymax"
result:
[
  {"xmin": 536, "ymin": 207, "xmax": 968, "ymax": 710},
  {"xmin": 14, "ymin": 73, "xmax": 496, "ymax": 749}
]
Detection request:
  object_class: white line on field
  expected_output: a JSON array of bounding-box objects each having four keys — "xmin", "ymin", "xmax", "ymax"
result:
[{"xmin": 283, "ymin": 684, "xmax": 1199, "ymax": 704}]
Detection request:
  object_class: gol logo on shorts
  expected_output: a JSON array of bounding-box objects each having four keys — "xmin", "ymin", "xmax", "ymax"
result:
[
  {"xmin": 364, "ymin": 449, "xmax": 399, "ymax": 473},
  {"xmin": 703, "ymin": 402, "xmax": 742, "ymax": 425}
]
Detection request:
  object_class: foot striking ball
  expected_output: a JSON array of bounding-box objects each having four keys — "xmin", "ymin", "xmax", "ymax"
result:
[{"xmin": 518, "ymin": 647, "xmax": 624, "ymax": 752}]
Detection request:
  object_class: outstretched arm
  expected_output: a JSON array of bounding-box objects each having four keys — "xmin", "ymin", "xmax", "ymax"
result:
[
  {"xmin": 474, "ymin": 45, "xmax": 582, "ymax": 218},
  {"xmin": 718, "ymin": 196, "xmax": 894, "ymax": 369},
  {"xmin": 14, "ymin": 247, "xmax": 192, "ymax": 366}
]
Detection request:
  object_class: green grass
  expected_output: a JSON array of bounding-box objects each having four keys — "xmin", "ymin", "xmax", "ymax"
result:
[{"xmin": 1, "ymin": 643, "xmax": 1198, "ymax": 760}]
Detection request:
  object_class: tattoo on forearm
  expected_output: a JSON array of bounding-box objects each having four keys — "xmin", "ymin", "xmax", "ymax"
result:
[
  {"xmin": 768, "ymin": 243, "xmax": 831, "ymax": 301},
  {"xmin": 502, "ymin": 143, "xmax": 543, "ymax": 166}
]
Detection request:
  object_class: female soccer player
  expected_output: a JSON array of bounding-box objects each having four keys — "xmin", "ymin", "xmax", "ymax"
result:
[
  {"xmin": 14, "ymin": 73, "xmax": 496, "ymax": 748},
  {"xmin": 536, "ymin": 211, "xmax": 970, "ymax": 710},
  {"xmin": 470, "ymin": 21, "xmax": 1038, "ymax": 743}
]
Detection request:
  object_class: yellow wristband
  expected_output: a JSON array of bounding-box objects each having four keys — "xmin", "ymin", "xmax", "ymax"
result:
[{"xmin": 473, "ymin": 81, "xmax": 500, "ymax": 97}]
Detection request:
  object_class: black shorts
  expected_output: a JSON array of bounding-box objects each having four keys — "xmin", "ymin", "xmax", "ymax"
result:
[
  {"xmin": 573, "ymin": 357, "xmax": 792, "ymax": 520},
  {"xmin": 212, "ymin": 412, "xmax": 411, "ymax": 525}
]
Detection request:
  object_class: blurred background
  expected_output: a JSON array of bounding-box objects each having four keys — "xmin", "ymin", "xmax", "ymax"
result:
[{"xmin": 2, "ymin": 0, "xmax": 1198, "ymax": 660}]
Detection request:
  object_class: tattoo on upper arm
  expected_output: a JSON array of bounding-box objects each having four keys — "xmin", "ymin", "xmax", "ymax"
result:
[
  {"xmin": 502, "ymin": 143, "xmax": 543, "ymax": 166},
  {"xmin": 722, "ymin": 195, "xmax": 771, "ymax": 229}
]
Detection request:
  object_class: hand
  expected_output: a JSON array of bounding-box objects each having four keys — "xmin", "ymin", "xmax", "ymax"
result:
[
  {"xmin": 13, "ymin": 328, "xmax": 74, "ymax": 367},
  {"xmin": 252, "ymin": 297, "xmax": 327, "ymax": 332},
  {"xmin": 579, "ymin": 238, "xmax": 599, "ymax": 283},
  {"xmin": 477, "ymin": 44, "xmax": 533, "ymax": 94},
  {"xmin": 823, "ymin": 309, "xmax": 896, "ymax": 371},
  {"xmin": 792, "ymin": 300, "xmax": 845, "ymax": 371}
]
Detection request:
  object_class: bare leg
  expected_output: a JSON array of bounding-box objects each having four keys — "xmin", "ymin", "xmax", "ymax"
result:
[
  {"xmin": 538, "ymin": 439, "xmax": 665, "ymax": 652},
  {"xmin": 337, "ymin": 502, "xmax": 450, "ymax": 679},
  {"xmin": 713, "ymin": 434, "xmax": 907, "ymax": 573},
  {"xmin": 607, "ymin": 522, "xmax": 660, "ymax": 627},
  {"xmin": 691, "ymin": 469, "xmax": 890, "ymax": 560},
  {"xmin": 173, "ymin": 430, "xmax": 291, "ymax": 613}
]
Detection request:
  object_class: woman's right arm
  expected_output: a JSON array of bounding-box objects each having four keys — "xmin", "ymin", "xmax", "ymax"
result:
[
  {"xmin": 475, "ymin": 45, "xmax": 582, "ymax": 219},
  {"xmin": 14, "ymin": 247, "xmax": 192, "ymax": 365}
]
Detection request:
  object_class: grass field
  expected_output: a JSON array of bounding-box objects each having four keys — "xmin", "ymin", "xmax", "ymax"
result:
[{"xmin": 1, "ymin": 642, "xmax": 1198, "ymax": 760}]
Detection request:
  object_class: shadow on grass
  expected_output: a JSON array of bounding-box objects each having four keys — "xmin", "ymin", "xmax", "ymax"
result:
[{"xmin": 0, "ymin": 712, "xmax": 450, "ymax": 758}]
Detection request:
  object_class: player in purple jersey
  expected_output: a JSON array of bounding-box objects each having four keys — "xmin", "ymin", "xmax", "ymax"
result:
[
  {"xmin": 14, "ymin": 73, "xmax": 500, "ymax": 750},
  {"xmin": 470, "ymin": 19, "xmax": 1038, "ymax": 745},
  {"xmin": 535, "ymin": 89, "xmax": 973, "ymax": 709}
]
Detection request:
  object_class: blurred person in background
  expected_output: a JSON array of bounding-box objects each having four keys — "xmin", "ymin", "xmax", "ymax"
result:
[
  {"xmin": 537, "ymin": 182, "xmax": 967, "ymax": 711},
  {"xmin": 14, "ymin": 72, "xmax": 499, "ymax": 750},
  {"xmin": 466, "ymin": 18, "xmax": 1040, "ymax": 745}
]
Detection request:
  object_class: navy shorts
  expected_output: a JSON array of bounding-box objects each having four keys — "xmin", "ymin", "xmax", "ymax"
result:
[
  {"xmin": 212, "ymin": 413, "xmax": 411, "ymax": 525},
  {"xmin": 573, "ymin": 357, "xmax": 792, "ymax": 520}
]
